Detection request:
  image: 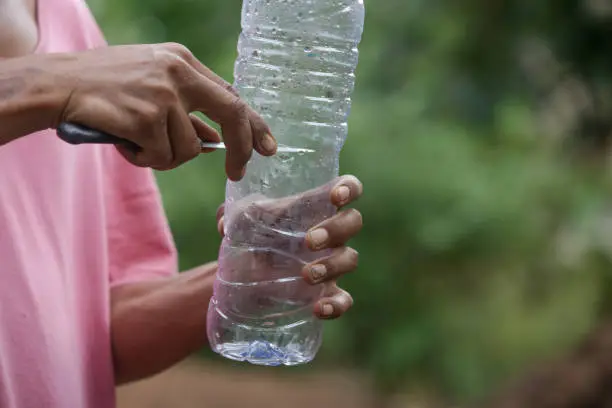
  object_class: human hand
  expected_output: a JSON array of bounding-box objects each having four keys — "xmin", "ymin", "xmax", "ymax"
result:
[
  {"xmin": 52, "ymin": 43, "xmax": 276, "ymax": 179},
  {"xmin": 216, "ymin": 175, "xmax": 363, "ymax": 319}
]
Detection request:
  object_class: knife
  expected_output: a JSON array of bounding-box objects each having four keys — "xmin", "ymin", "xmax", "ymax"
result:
[{"xmin": 56, "ymin": 122, "xmax": 315, "ymax": 154}]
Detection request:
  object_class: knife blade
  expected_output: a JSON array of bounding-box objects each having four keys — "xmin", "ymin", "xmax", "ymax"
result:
[{"xmin": 56, "ymin": 122, "xmax": 315, "ymax": 154}]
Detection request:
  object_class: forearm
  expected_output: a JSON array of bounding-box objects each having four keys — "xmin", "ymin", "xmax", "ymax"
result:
[
  {"xmin": 110, "ymin": 262, "xmax": 217, "ymax": 385},
  {"xmin": 0, "ymin": 54, "xmax": 66, "ymax": 144}
]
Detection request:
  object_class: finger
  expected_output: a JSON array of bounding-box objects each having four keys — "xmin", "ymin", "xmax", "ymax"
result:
[
  {"xmin": 177, "ymin": 50, "xmax": 277, "ymax": 157},
  {"xmin": 158, "ymin": 43, "xmax": 273, "ymax": 170},
  {"xmin": 314, "ymin": 284, "xmax": 354, "ymax": 320},
  {"xmin": 180, "ymin": 72, "xmax": 252, "ymax": 180},
  {"xmin": 75, "ymin": 99, "xmax": 171, "ymax": 169},
  {"xmin": 295, "ymin": 175, "xmax": 363, "ymax": 210},
  {"xmin": 250, "ymin": 116, "xmax": 277, "ymax": 157},
  {"xmin": 302, "ymin": 247, "xmax": 359, "ymax": 285},
  {"xmin": 216, "ymin": 203, "xmax": 226, "ymax": 237},
  {"xmin": 306, "ymin": 208, "xmax": 363, "ymax": 250},
  {"xmin": 182, "ymin": 69, "xmax": 277, "ymax": 179},
  {"xmin": 217, "ymin": 216, "xmax": 225, "ymax": 237},
  {"xmin": 171, "ymin": 43, "xmax": 240, "ymax": 97},
  {"xmin": 255, "ymin": 174, "xmax": 364, "ymax": 222},
  {"xmin": 189, "ymin": 114, "xmax": 221, "ymax": 153},
  {"xmin": 117, "ymin": 115, "xmax": 172, "ymax": 169},
  {"xmin": 164, "ymin": 106, "xmax": 201, "ymax": 169},
  {"xmin": 329, "ymin": 175, "xmax": 364, "ymax": 208},
  {"xmin": 221, "ymin": 98, "xmax": 253, "ymax": 181},
  {"xmin": 216, "ymin": 203, "xmax": 225, "ymax": 222}
]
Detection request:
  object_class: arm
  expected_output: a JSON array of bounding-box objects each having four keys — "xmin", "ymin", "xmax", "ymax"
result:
[
  {"xmin": 109, "ymin": 175, "xmax": 363, "ymax": 385},
  {"xmin": 110, "ymin": 262, "xmax": 217, "ymax": 385},
  {"xmin": 0, "ymin": 43, "xmax": 276, "ymax": 180},
  {"xmin": 0, "ymin": 55, "xmax": 65, "ymax": 144}
]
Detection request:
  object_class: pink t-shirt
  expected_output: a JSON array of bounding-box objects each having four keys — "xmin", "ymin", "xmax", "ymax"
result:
[{"xmin": 0, "ymin": 0, "xmax": 178, "ymax": 407}]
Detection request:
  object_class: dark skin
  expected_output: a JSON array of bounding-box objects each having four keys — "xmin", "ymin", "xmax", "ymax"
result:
[
  {"xmin": 0, "ymin": 0, "xmax": 364, "ymax": 384},
  {"xmin": 0, "ymin": 0, "xmax": 37, "ymax": 57},
  {"xmin": 1, "ymin": 0, "xmax": 276, "ymax": 179},
  {"xmin": 112, "ymin": 176, "xmax": 363, "ymax": 384}
]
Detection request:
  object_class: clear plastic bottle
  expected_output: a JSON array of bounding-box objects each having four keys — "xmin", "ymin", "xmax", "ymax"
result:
[{"xmin": 207, "ymin": 0, "xmax": 365, "ymax": 366}]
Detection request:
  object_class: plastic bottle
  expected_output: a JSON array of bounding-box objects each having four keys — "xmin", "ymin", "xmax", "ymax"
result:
[{"xmin": 207, "ymin": 0, "xmax": 365, "ymax": 366}]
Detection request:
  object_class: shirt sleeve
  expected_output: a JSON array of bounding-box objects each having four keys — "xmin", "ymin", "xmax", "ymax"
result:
[
  {"xmin": 73, "ymin": 0, "xmax": 108, "ymax": 49},
  {"xmin": 103, "ymin": 146, "xmax": 179, "ymax": 287},
  {"xmin": 72, "ymin": 0, "xmax": 179, "ymax": 285}
]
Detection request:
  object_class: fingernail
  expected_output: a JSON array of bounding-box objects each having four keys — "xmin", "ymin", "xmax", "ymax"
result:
[
  {"xmin": 308, "ymin": 228, "xmax": 329, "ymax": 249},
  {"xmin": 309, "ymin": 264, "xmax": 327, "ymax": 282},
  {"xmin": 262, "ymin": 133, "xmax": 277, "ymax": 153},
  {"xmin": 321, "ymin": 304, "xmax": 334, "ymax": 316},
  {"xmin": 336, "ymin": 186, "xmax": 350, "ymax": 203}
]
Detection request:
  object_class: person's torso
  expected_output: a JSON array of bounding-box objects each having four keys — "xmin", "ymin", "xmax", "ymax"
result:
[{"xmin": 0, "ymin": 0, "xmax": 117, "ymax": 406}]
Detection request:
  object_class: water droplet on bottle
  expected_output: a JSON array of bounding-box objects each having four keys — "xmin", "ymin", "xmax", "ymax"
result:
[
  {"xmin": 252, "ymin": 50, "xmax": 260, "ymax": 57},
  {"xmin": 304, "ymin": 46, "xmax": 313, "ymax": 53}
]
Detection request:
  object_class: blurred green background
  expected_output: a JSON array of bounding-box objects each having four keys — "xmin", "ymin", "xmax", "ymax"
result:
[{"xmin": 88, "ymin": 0, "xmax": 612, "ymax": 407}]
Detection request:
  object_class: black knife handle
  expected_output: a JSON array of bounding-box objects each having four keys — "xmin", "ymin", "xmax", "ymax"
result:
[{"xmin": 56, "ymin": 122, "xmax": 140, "ymax": 152}]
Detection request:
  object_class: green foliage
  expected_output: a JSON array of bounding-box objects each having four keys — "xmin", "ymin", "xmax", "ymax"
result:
[{"xmin": 89, "ymin": 0, "xmax": 612, "ymax": 403}]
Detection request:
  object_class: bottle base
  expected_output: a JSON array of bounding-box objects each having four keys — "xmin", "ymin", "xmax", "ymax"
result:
[{"xmin": 212, "ymin": 341, "xmax": 314, "ymax": 366}]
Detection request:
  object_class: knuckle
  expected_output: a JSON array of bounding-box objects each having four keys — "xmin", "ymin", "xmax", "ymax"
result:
[
  {"xmin": 138, "ymin": 104, "xmax": 164, "ymax": 125},
  {"xmin": 155, "ymin": 84, "xmax": 179, "ymax": 104},
  {"xmin": 151, "ymin": 150, "xmax": 173, "ymax": 168},
  {"xmin": 175, "ymin": 149, "xmax": 198, "ymax": 166},
  {"xmin": 172, "ymin": 133, "xmax": 201, "ymax": 165},
  {"xmin": 223, "ymin": 81, "xmax": 240, "ymax": 97},
  {"xmin": 156, "ymin": 50, "xmax": 189, "ymax": 80},
  {"xmin": 227, "ymin": 97, "xmax": 249, "ymax": 120},
  {"xmin": 163, "ymin": 42, "xmax": 193, "ymax": 60},
  {"xmin": 156, "ymin": 49, "xmax": 182, "ymax": 69},
  {"xmin": 185, "ymin": 138, "xmax": 202, "ymax": 160}
]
